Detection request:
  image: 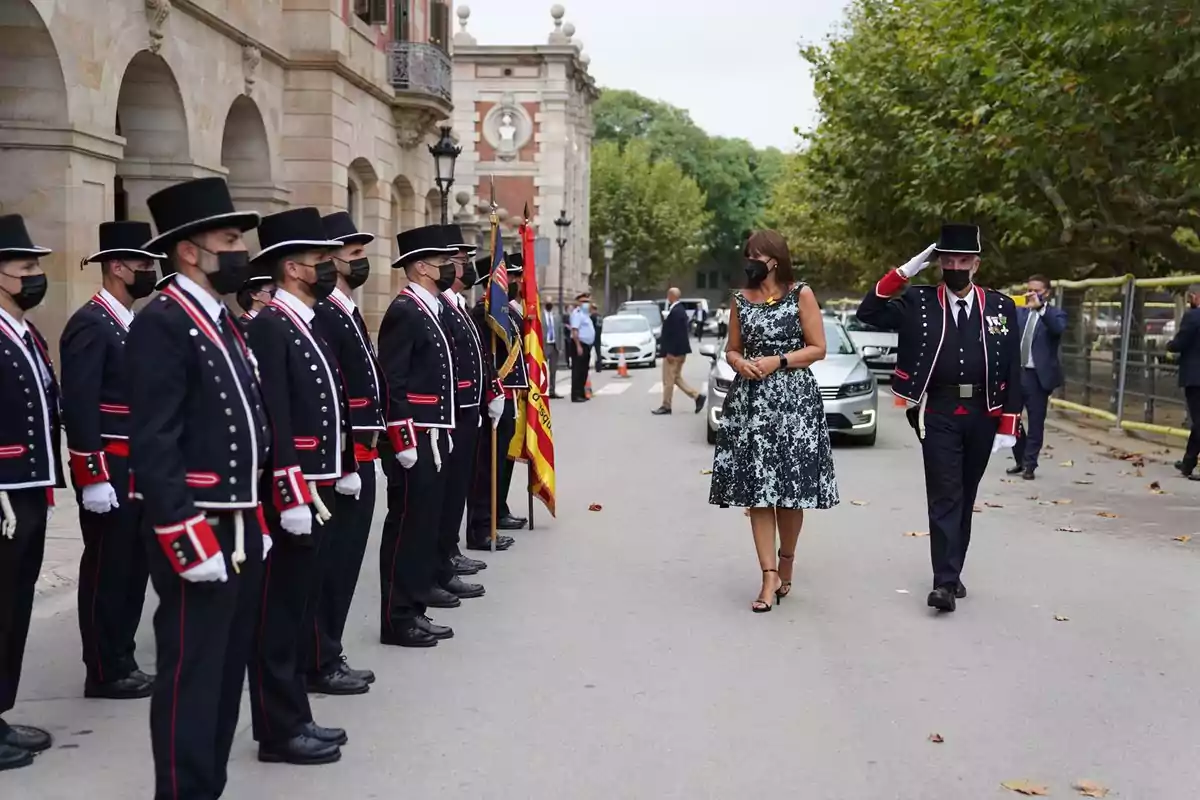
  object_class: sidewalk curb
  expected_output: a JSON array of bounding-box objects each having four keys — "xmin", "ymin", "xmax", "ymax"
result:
[{"xmin": 1045, "ymin": 413, "xmax": 1182, "ymax": 466}]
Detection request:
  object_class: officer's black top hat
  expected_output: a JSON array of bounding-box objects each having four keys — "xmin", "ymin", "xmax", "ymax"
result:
[
  {"xmin": 321, "ymin": 211, "xmax": 374, "ymax": 247},
  {"xmin": 241, "ymin": 274, "xmax": 274, "ymax": 291},
  {"xmin": 251, "ymin": 208, "xmax": 340, "ymax": 264},
  {"xmin": 392, "ymin": 225, "xmax": 455, "ymax": 268},
  {"xmin": 0, "ymin": 214, "xmax": 51, "ymax": 260},
  {"xmin": 440, "ymin": 224, "xmax": 477, "ymax": 254},
  {"xmin": 471, "ymin": 252, "xmax": 523, "ymax": 287},
  {"xmin": 934, "ymin": 223, "xmax": 982, "ymax": 255},
  {"xmin": 145, "ymin": 177, "xmax": 260, "ymax": 252},
  {"xmin": 83, "ymin": 221, "xmax": 165, "ymax": 266}
]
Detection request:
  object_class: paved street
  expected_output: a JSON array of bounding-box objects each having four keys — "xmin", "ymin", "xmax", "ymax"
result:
[{"xmin": 7, "ymin": 350, "xmax": 1200, "ymax": 799}]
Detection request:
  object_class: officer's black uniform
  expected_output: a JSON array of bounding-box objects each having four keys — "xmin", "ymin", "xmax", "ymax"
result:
[
  {"xmin": 0, "ymin": 213, "xmax": 64, "ymax": 771},
  {"xmin": 308, "ymin": 210, "xmax": 384, "ymax": 687},
  {"xmin": 235, "ymin": 274, "xmax": 274, "ymax": 336},
  {"xmin": 857, "ymin": 224, "xmax": 1021, "ymax": 609},
  {"xmin": 61, "ymin": 221, "xmax": 163, "ymax": 696},
  {"xmin": 130, "ymin": 176, "xmax": 270, "ymax": 800},
  {"xmin": 244, "ymin": 208, "xmax": 355, "ymax": 762},
  {"xmin": 378, "ymin": 226, "xmax": 458, "ymax": 646}
]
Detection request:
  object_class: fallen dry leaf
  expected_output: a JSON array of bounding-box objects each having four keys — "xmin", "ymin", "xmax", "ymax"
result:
[
  {"xmin": 1001, "ymin": 478, "xmax": 1015, "ymax": 484},
  {"xmin": 1027, "ymin": 495, "xmax": 1039, "ymax": 500},
  {"xmin": 1135, "ymin": 467, "xmax": 1145, "ymax": 477},
  {"xmin": 927, "ymin": 732, "xmax": 944, "ymax": 743},
  {"xmin": 1073, "ymin": 480, "xmax": 1094, "ymax": 485},
  {"xmin": 985, "ymin": 502, "xmax": 1004, "ymax": 508},
  {"xmin": 1085, "ymin": 471, "xmax": 1095, "ymax": 476},
  {"xmin": 588, "ymin": 503, "xmax": 603, "ymax": 512},
  {"xmin": 972, "ymin": 505, "xmax": 984, "ymax": 513},
  {"xmin": 1057, "ymin": 526, "xmax": 1082, "ymax": 532},
  {"xmin": 1055, "ymin": 614, "xmax": 1070, "ymax": 621},
  {"xmin": 1002, "ymin": 780, "xmax": 1050, "ymax": 796},
  {"xmin": 1053, "ymin": 498, "xmax": 1073, "ymax": 505},
  {"xmin": 903, "ymin": 530, "xmax": 930, "ymax": 537},
  {"xmin": 850, "ymin": 500, "xmax": 868, "ymax": 506},
  {"xmin": 1173, "ymin": 535, "xmax": 1192, "ymax": 543},
  {"xmin": 699, "ymin": 468, "xmax": 713, "ymax": 475},
  {"xmin": 1096, "ymin": 511, "xmax": 1119, "ymax": 519},
  {"xmin": 1059, "ymin": 459, "xmax": 1075, "ymax": 467},
  {"xmin": 1073, "ymin": 779, "xmax": 1109, "ymax": 797}
]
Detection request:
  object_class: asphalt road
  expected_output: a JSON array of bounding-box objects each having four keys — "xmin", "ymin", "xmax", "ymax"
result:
[{"xmin": 6, "ymin": 351, "xmax": 1200, "ymax": 799}]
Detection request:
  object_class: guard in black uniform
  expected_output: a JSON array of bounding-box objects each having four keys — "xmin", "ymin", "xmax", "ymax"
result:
[
  {"xmin": 61, "ymin": 221, "xmax": 162, "ymax": 700},
  {"xmin": 307, "ymin": 210, "xmax": 381, "ymax": 694},
  {"xmin": 245, "ymin": 207, "xmax": 357, "ymax": 764},
  {"xmin": 130, "ymin": 177, "xmax": 271, "ymax": 799},
  {"xmin": 0, "ymin": 214, "xmax": 63, "ymax": 772},
  {"xmin": 236, "ymin": 274, "xmax": 275, "ymax": 334},
  {"xmin": 378, "ymin": 226, "xmax": 458, "ymax": 647},
  {"xmin": 857, "ymin": 224, "xmax": 1021, "ymax": 613}
]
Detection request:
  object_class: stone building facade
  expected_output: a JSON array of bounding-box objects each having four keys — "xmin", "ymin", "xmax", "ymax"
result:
[
  {"xmin": 449, "ymin": 5, "xmax": 597, "ymax": 304},
  {"xmin": 1, "ymin": 0, "xmax": 459, "ymax": 346}
]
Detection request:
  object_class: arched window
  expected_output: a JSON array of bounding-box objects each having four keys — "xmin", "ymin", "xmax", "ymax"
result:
[{"xmin": 348, "ymin": 180, "xmax": 359, "ymax": 226}]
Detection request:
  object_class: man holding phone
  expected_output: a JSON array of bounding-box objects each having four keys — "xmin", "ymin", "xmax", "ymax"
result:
[{"xmin": 1008, "ymin": 275, "xmax": 1067, "ymax": 480}]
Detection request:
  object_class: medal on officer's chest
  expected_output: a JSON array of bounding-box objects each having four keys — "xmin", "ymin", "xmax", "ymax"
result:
[{"xmin": 985, "ymin": 315, "xmax": 1008, "ymax": 336}]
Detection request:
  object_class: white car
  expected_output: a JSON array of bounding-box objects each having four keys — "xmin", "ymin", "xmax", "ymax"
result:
[
  {"xmin": 841, "ymin": 313, "xmax": 899, "ymax": 380},
  {"xmin": 598, "ymin": 314, "xmax": 657, "ymax": 370}
]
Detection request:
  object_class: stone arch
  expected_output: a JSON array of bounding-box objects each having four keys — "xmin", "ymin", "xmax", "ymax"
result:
[
  {"xmin": 221, "ymin": 95, "xmax": 273, "ymax": 251},
  {"xmin": 425, "ymin": 187, "xmax": 442, "ymax": 225},
  {"xmin": 390, "ymin": 176, "xmax": 419, "ymax": 295}
]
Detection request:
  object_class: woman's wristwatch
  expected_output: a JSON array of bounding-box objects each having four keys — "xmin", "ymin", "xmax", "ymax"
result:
[{"xmin": 778, "ymin": 354, "xmax": 788, "ymax": 370}]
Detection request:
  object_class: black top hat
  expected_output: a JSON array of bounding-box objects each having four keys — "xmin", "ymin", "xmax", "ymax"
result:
[
  {"xmin": 392, "ymin": 225, "xmax": 456, "ymax": 268},
  {"xmin": 934, "ymin": 223, "xmax": 981, "ymax": 255},
  {"xmin": 83, "ymin": 221, "xmax": 165, "ymax": 265},
  {"xmin": 0, "ymin": 214, "xmax": 51, "ymax": 259},
  {"xmin": 251, "ymin": 208, "xmax": 340, "ymax": 264},
  {"xmin": 440, "ymin": 224, "xmax": 477, "ymax": 254},
  {"xmin": 321, "ymin": 211, "xmax": 375, "ymax": 246},
  {"xmin": 145, "ymin": 178, "xmax": 260, "ymax": 252},
  {"xmin": 241, "ymin": 274, "xmax": 274, "ymax": 292},
  {"xmin": 471, "ymin": 252, "xmax": 523, "ymax": 287}
]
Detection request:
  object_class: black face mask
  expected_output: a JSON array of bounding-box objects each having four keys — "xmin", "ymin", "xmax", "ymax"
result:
[
  {"xmin": 127, "ymin": 269, "xmax": 158, "ymax": 300},
  {"xmin": 7, "ymin": 274, "xmax": 47, "ymax": 311},
  {"xmin": 460, "ymin": 264, "xmax": 478, "ymax": 287},
  {"xmin": 308, "ymin": 260, "xmax": 338, "ymax": 300},
  {"xmin": 345, "ymin": 257, "xmax": 370, "ymax": 290},
  {"xmin": 435, "ymin": 263, "xmax": 457, "ymax": 293},
  {"xmin": 197, "ymin": 247, "xmax": 250, "ymax": 296},
  {"xmin": 941, "ymin": 268, "xmax": 972, "ymax": 292},
  {"xmin": 744, "ymin": 259, "xmax": 770, "ymax": 287}
]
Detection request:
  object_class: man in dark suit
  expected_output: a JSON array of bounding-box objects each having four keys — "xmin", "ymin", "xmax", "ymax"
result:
[
  {"xmin": 1168, "ymin": 283, "xmax": 1200, "ymax": 481},
  {"xmin": 1007, "ymin": 274, "xmax": 1068, "ymax": 480},
  {"xmin": 652, "ymin": 287, "xmax": 705, "ymax": 415}
]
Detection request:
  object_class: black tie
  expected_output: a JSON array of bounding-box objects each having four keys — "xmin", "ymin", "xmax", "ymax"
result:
[
  {"xmin": 22, "ymin": 331, "xmax": 46, "ymax": 390},
  {"xmin": 956, "ymin": 299, "xmax": 968, "ymax": 328}
]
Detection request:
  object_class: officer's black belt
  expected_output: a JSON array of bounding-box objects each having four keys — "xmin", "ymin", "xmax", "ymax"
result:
[{"xmin": 927, "ymin": 383, "xmax": 986, "ymax": 399}]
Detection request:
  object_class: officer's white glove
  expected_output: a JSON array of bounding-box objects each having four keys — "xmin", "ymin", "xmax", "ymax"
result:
[
  {"xmin": 335, "ymin": 472, "xmax": 362, "ymax": 500},
  {"xmin": 991, "ymin": 433, "xmax": 1018, "ymax": 454},
  {"xmin": 262, "ymin": 533, "xmax": 273, "ymax": 560},
  {"xmin": 898, "ymin": 242, "xmax": 938, "ymax": 279},
  {"xmin": 395, "ymin": 448, "xmax": 418, "ymax": 470},
  {"xmin": 280, "ymin": 505, "xmax": 313, "ymax": 536},
  {"xmin": 182, "ymin": 553, "xmax": 228, "ymax": 584},
  {"xmin": 81, "ymin": 482, "xmax": 120, "ymax": 514},
  {"xmin": 488, "ymin": 394, "xmax": 505, "ymax": 429}
]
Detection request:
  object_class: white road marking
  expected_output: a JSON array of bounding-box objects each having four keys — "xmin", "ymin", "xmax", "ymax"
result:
[
  {"xmin": 595, "ymin": 382, "xmax": 631, "ymax": 396},
  {"xmin": 649, "ymin": 382, "xmax": 663, "ymax": 394}
]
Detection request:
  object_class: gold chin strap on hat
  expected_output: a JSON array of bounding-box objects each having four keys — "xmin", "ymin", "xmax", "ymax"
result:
[
  {"xmin": 232, "ymin": 513, "xmax": 246, "ymax": 573},
  {"xmin": 308, "ymin": 481, "xmax": 333, "ymax": 524},
  {"xmin": 0, "ymin": 491, "xmax": 15, "ymax": 538}
]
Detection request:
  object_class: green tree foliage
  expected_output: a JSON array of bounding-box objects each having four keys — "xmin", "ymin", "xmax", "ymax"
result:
[
  {"xmin": 589, "ymin": 140, "xmax": 711, "ymax": 292},
  {"xmin": 775, "ymin": 0, "xmax": 1200, "ymax": 289}
]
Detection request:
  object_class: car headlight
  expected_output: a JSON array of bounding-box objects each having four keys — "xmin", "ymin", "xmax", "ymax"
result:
[
  {"xmin": 715, "ymin": 377, "xmax": 733, "ymax": 393},
  {"xmin": 860, "ymin": 345, "xmax": 882, "ymax": 358},
  {"xmin": 838, "ymin": 379, "xmax": 874, "ymax": 398}
]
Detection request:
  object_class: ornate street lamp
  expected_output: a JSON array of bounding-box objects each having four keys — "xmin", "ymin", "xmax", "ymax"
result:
[
  {"xmin": 603, "ymin": 237, "xmax": 615, "ymax": 314},
  {"xmin": 554, "ymin": 209, "xmax": 571, "ymax": 318},
  {"xmin": 428, "ymin": 126, "xmax": 461, "ymax": 225}
]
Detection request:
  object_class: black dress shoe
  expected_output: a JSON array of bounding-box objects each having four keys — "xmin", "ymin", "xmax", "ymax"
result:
[
  {"xmin": 927, "ymin": 586, "xmax": 956, "ymax": 612},
  {"xmin": 258, "ymin": 733, "xmax": 341, "ymax": 765},
  {"xmin": 694, "ymin": 395, "xmax": 706, "ymax": 414},
  {"xmin": 1005, "ymin": 464, "xmax": 1024, "ymax": 475},
  {"xmin": 85, "ymin": 674, "xmax": 154, "ymax": 700},
  {"xmin": 414, "ymin": 615, "xmax": 454, "ymax": 640},
  {"xmin": 307, "ymin": 668, "xmax": 369, "ymax": 696},
  {"xmin": 651, "ymin": 406, "xmax": 672, "ymax": 415},
  {"xmin": 423, "ymin": 586, "xmax": 462, "ymax": 608},
  {"xmin": 442, "ymin": 576, "xmax": 485, "ymax": 599},
  {"xmin": 1175, "ymin": 459, "xmax": 1195, "ymax": 476},
  {"xmin": 451, "ymin": 558, "xmax": 479, "ymax": 575},
  {"xmin": 336, "ymin": 657, "xmax": 375, "ymax": 685},
  {"xmin": 302, "ymin": 721, "xmax": 348, "ymax": 746},
  {"xmin": 955, "ymin": 582, "xmax": 967, "ymax": 599},
  {"xmin": 1, "ymin": 724, "xmax": 52, "ymax": 753},
  {"xmin": 453, "ymin": 554, "xmax": 487, "ymax": 572},
  {"xmin": 380, "ymin": 624, "xmax": 439, "ymax": 648},
  {"xmin": 1022, "ymin": 468, "xmax": 1036, "ymax": 480},
  {"xmin": 466, "ymin": 536, "xmax": 513, "ymax": 552},
  {"xmin": 498, "ymin": 514, "xmax": 527, "ymax": 530},
  {"xmin": 0, "ymin": 743, "xmax": 32, "ymax": 771}
]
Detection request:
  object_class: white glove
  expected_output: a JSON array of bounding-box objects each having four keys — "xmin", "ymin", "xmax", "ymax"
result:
[
  {"xmin": 81, "ymin": 482, "xmax": 120, "ymax": 514},
  {"xmin": 991, "ymin": 433, "xmax": 1018, "ymax": 454},
  {"xmin": 488, "ymin": 395, "xmax": 505, "ymax": 429},
  {"xmin": 335, "ymin": 472, "xmax": 362, "ymax": 499},
  {"xmin": 280, "ymin": 504, "xmax": 313, "ymax": 536},
  {"xmin": 262, "ymin": 533, "xmax": 273, "ymax": 560},
  {"xmin": 898, "ymin": 242, "xmax": 938, "ymax": 279},
  {"xmin": 395, "ymin": 448, "xmax": 418, "ymax": 470},
  {"xmin": 181, "ymin": 553, "xmax": 228, "ymax": 584}
]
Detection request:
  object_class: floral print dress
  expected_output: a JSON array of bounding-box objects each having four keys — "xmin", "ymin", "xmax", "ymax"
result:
[{"xmin": 708, "ymin": 284, "xmax": 840, "ymax": 509}]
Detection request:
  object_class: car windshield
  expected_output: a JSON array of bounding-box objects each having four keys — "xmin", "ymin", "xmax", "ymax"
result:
[
  {"xmin": 824, "ymin": 321, "xmax": 857, "ymax": 355},
  {"xmin": 603, "ymin": 316, "xmax": 650, "ymax": 334},
  {"xmin": 619, "ymin": 304, "xmax": 662, "ymax": 326},
  {"xmin": 842, "ymin": 316, "xmax": 883, "ymax": 332}
]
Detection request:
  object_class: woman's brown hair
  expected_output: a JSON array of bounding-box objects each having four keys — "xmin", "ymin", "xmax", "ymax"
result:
[{"xmin": 744, "ymin": 229, "xmax": 794, "ymax": 284}]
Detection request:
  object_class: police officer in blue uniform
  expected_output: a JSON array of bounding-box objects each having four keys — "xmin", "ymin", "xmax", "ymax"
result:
[
  {"xmin": 130, "ymin": 177, "xmax": 272, "ymax": 798},
  {"xmin": 857, "ymin": 224, "xmax": 1022, "ymax": 613},
  {"xmin": 62, "ymin": 221, "xmax": 162, "ymax": 700},
  {"xmin": 0, "ymin": 214, "xmax": 63, "ymax": 772}
]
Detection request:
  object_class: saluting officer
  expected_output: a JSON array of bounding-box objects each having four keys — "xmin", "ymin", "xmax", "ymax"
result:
[
  {"xmin": 857, "ymin": 223, "xmax": 1021, "ymax": 613},
  {"xmin": 129, "ymin": 177, "xmax": 271, "ymax": 799},
  {"xmin": 0, "ymin": 214, "xmax": 63, "ymax": 773},
  {"xmin": 236, "ymin": 274, "xmax": 275, "ymax": 334},
  {"xmin": 244, "ymin": 208, "xmax": 358, "ymax": 764},
  {"xmin": 306, "ymin": 210, "xmax": 381, "ymax": 694},
  {"xmin": 377, "ymin": 226, "xmax": 458, "ymax": 648},
  {"xmin": 61, "ymin": 221, "xmax": 162, "ymax": 701}
]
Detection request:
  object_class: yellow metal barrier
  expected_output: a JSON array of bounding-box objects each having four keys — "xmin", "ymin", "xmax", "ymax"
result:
[
  {"xmin": 1118, "ymin": 420, "xmax": 1191, "ymax": 439},
  {"xmin": 1050, "ymin": 398, "xmax": 1117, "ymax": 422},
  {"xmin": 1050, "ymin": 398, "xmax": 1190, "ymax": 439}
]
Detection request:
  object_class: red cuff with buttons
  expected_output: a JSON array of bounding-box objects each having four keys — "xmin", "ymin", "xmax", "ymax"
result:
[
  {"xmin": 875, "ymin": 268, "xmax": 909, "ymax": 298},
  {"xmin": 486, "ymin": 379, "xmax": 504, "ymax": 403},
  {"xmin": 155, "ymin": 514, "xmax": 221, "ymax": 576},
  {"xmin": 68, "ymin": 450, "xmax": 110, "ymax": 488},
  {"xmin": 996, "ymin": 413, "xmax": 1019, "ymax": 437},
  {"xmin": 387, "ymin": 418, "xmax": 417, "ymax": 453},
  {"xmin": 272, "ymin": 465, "xmax": 313, "ymax": 511}
]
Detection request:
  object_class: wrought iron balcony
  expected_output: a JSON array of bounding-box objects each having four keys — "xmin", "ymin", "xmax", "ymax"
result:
[{"xmin": 389, "ymin": 41, "xmax": 452, "ymax": 104}]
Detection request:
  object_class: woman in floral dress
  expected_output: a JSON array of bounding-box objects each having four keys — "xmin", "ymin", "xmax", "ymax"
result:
[{"xmin": 708, "ymin": 230, "xmax": 839, "ymax": 612}]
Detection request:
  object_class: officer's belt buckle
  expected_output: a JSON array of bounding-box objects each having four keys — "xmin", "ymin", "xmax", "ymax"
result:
[{"xmin": 958, "ymin": 384, "xmax": 973, "ymax": 398}]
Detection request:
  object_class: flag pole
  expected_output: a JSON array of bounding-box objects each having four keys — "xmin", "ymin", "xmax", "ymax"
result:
[
  {"xmin": 490, "ymin": 329, "xmax": 498, "ymax": 553},
  {"xmin": 528, "ymin": 463, "xmax": 535, "ymax": 530}
]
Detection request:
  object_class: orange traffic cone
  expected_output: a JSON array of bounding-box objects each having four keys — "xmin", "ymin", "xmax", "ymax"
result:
[
  {"xmin": 616, "ymin": 352, "xmax": 631, "ymax": 379},
  {"xmin": 585, "ymin": 378, "xmax": 593, "ymax": 399}
]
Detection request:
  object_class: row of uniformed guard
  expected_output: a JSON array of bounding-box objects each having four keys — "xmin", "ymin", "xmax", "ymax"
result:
[{"xmin": 0, "ymin": 176, "xmax": 535, "ymax": 796}]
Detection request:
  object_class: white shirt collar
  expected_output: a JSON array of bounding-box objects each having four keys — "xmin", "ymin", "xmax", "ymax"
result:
[
  {"xmin": 274, "ymin": 287, "xmax": 315, "ymax": 326},
  {"xmin": 98, "ymin": 288, "xmax": 136, "ymax": 328},
  {"xmin": 0, "ymin": 305, "xmax": 28, "ymax": 338},
  {"xmin": 949, "ymin": 285, "xmax": 976, "ymax": 316},
  {"xmin": 243, "ymin": 308, "xmax": 258, "ymax": 320},
  {"xmin": 332, "ymin": 287, "xmax": 357, "ymax": 314},
  {"xmin": 407, "ymin": 282, "xmax": 441, "ymax": 316},
  {"xmin": 173, "ymin": 273, "xmax": 226, "ymax": 326}
]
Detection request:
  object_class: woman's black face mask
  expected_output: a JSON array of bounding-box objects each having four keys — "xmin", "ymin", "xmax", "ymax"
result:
[{"xmin": 744, "ymin": 259, "xmax": 771, "ymax": 287}]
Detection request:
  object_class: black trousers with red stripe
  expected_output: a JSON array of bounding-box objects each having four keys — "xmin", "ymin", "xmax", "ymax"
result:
[
  {"xmin": 76, "ymin": 452, "xmax": 149, "ymax": 684},
  {"xmin": 146, "ymin": 508, "xmax": 263, "ymax": 800},
  {"xmin": 0, "ymin": 487, "xmax": 49, "ymax": 722},
  {"xmin": 249, "ymin": 485, "xmax": 334, "ymax": 745},
  {"xmin": 308, "ymin": 461, "xmax": 376, "ymax": 677}
]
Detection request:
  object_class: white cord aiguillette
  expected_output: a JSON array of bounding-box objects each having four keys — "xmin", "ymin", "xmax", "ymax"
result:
[
  {"xmin": 0, "ymin": 491, "xmax": 15, "ymax": 539},
  {"xmin": 232, "ymin": 513, "xmax": 246, "ymax": 573},
  {"xmin": 309, "ymin": 481, "xmax": 333, "ymax": 524},
  {"xmin": 430, "ymin": 429, "xmax": 442, "ymax": 472}
]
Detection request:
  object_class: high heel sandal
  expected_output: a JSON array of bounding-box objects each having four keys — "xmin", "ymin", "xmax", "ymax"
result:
[
  {"xmin": 777, "ymin": 551, "xmax": 794, "ymax": 601},
  {"xmin": 752, "ymin": 569, "xmax": 779, "ymax": 613}
]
